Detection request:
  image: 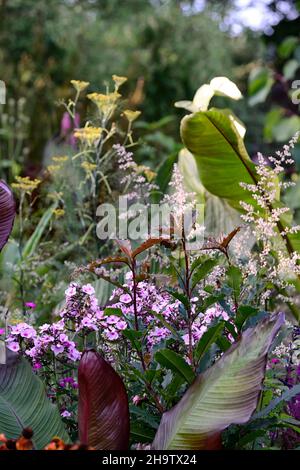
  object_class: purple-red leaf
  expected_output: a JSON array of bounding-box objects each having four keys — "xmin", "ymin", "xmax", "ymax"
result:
[
  {"xmin": 132, "ymin": 237, "xmax": 168, "ymax": 258},
  {"xmin": 152, "ymin": 313, "xmax": 284, "ymax": 450},
  {"xmin": 0, "ymin": 180, "xmax": 15, "ymax": 252},
  {"xmin": 116, "ymin": 239, "xmax": 132, "ymax": 259},
  {"xmin": 78, "ymin": 350, "xmax": 130, "ymax": 450}
]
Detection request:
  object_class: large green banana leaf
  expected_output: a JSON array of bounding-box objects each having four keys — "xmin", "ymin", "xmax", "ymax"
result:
[
  {"xmin": 152, "ymin": 313, "xmax": 284, "ymax": 450},
  {"xmin": 178, "ymin": 148, "xmax": 243, "ymax": 237},
  {"xmin": 181, "ymin": 108, "xmax": 258, "ymax": 212},
  {"xmin": 0, "ymin": 348, "xmax": 69, "ymax": 448}
]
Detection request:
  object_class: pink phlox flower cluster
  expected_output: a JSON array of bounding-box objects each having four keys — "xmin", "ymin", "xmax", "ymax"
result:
[
  {"xmin": 6, "ymin": 319, "xmax": 81, "ymax": 364},
  {"xmin": 109, "ymin": 274, "xmax": 232, "ymax": 350},
  {"xmin": 6, "ymin": 323, "xmax": 37, "ymax": 353},
  {"xmin": 182, "ymin": 305, "xmax": 230, "ymax": 346},
  {"xmin": 109, "ymin": 277, "xmax": 182, "ymax": 348},
  {"xmin": 63, "ymin": 282, "xmax": 128, "ymax": 341}
]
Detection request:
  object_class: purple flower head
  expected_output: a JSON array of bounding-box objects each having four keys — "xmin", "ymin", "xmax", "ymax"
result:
[
  {"xmin": 120, "ymin": 294, "xmax": 132, "ymax": 304},
  {"xmin": 61, "ymin": 410, "xmax": 72, "ymax": 419},
  {"xmin": 82, "ymin": 284, "xmax": 95, "ymax": 296},
  {"xmin": 59, "ymin": 333, "xmax": 69, "ymax": 344},
  {"xmin": 270, "ymin": 358, "xmax": 280, "ymax": 364},
  {"xmin": 20, "ymin": 326, "xmax": 36, "ymax": 339},
  {"xmin": 7, "ymin": 341, "xmax": 20, "ymax": 353},
  {"xmin": 105, "ymin": 329, "xmax": 119, "ymax": 341},
  {"xmin": 67, "ymin": 347, "xmax": 81, "ymax": 361},
  {"xmin": 116, "ymin": 320, "xmax": 127, "ymax": 331},
  {"xmin": 81, "ymin": 316, "xmax": 98, "ymax": 331},
  {"xmin": 106, "ymin": 315, "xmax": 120, "ymax": 325},
  {"xmin": 0, "ymin": 328, "xmax": 5, "ymax": 335},
  {"xmin": 39, "ymin": 324, "xmax": 50, "ymax": 333},
  {"xmin": 51, "ymin": 344, "xmax": 64, "ymax": 356},
  {"xmin": 25, "ymin": 302, "xmax": 36, "ymax": 309},
  {"xmin": 65, "ymin": 284, "xmax": 77, "ymax": 299},
  {"xmin": 132, "ymin": 395, "xmax": 141, "ymax": 406}
]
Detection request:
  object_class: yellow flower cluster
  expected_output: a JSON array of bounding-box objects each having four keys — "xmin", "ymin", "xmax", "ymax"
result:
[
  {"xmin": 52, "ymin": 208, "xmax": 65, "ymax": 219},
  {"xmin": 123, "ymin": 109, "xmax": 141, "ymax": 123},
  {"xmin": 70, "ymin": 80, "xmax": 90, "ymax": 93},
  {"xmin": 81, "ymin": 161, "xmax": 97, "ymax": 173},
  {"xmin": 47, "ymin": 155, "xmax": 69, "ymax": 175},
  {"xmin": 47, "ymin": 165, "xmax": 61, "ymax": 174},
  {"xmin": 87, "ymin": 91, "xmax": 121, "ymax": 118},
  {"xmin": 136, "ymin": 165, "xmax": 156, "ymax": 182},
  {"xmin": 74, "ymin": 127, "xmax": 102, "ymax": 146},
  {"xmin": 11, "ymin": 176, "xmax": 41, "ymax": 194},
  {"xmin": 52, "ymin": 155, "xmax": 69, "ymax": 163},
  {"xmin": 112, "ymin": 75, "xmax": 127, "ymax": 90}
]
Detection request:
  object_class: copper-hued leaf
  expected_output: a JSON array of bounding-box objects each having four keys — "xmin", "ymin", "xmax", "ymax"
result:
[
  {"xmin": 78, "ymin": 350, "xmax": 130, "ymax": 450},
  {"xmin": 116, "ymin": 239, "xmax": 132, "ymax": 259},
  {"xmin": 132, "ymin": 237, "xmax": 168, "ymax": 258},
  {"xmin": 152, "ymin": 313, "xmax": 284, "ymax": 450},
  {"xmin": 201, "ymin": 226, "xmax": 241, "ymax": 254},
  {"xmin": 0, "ymin": 180, "xmax": 15, "ymax": 252},
  {"xmin": 220, "ymin": 226, "xmax": 241, "ymax": 248}
]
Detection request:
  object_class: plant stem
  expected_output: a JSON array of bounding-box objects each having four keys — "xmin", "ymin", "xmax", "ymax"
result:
[
  {"xmin": 131, "ymin": 260, "xmax": 164, "ymax": 413},
  {"xmin": 181, "ymin": 231, "xmax": 194, "ymax": 370}
]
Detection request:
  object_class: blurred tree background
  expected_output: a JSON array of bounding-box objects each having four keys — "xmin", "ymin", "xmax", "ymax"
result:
[{"xmin": 0, "ymin": 0, "xmax": 299, "ymax": 176}]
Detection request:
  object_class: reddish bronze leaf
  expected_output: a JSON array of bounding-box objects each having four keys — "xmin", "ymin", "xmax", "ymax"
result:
[
  {"xmin": 116, "ymin": 239, "xmax": 132, "ymax": 259},
  {"xmin": 132, "ymin": 237, "xmax": 168, "ymax": 258},
  {"xmin": 78, "ymin": 350, "xmax": 130, "ymax": 450},
  {"xmin": 0, "ymin": 180, "xmax": 15, "ymax": 252},
  {"xmin": 201, "ymin": 226, "xmax": 241, "ymax": 254},
  {"xmin": 220, "ymin": 226, "xmax": 241, "ymax": 249}
]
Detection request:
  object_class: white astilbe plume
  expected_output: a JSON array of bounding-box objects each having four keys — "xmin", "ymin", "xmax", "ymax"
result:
[
  {"xmin": 163, "ymin": 164, "xmax": 204, "ymax": 243},
  {"xmin": 239, "ymin": 133, "xmax": 300, "ymax": 287}
]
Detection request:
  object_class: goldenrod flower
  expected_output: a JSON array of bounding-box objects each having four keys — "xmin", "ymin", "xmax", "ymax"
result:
[
  {"xmin": 136, "ymin": 165, "xmax": 156, "ymax": 182},
  {"xmin": 53, "ymin": 208, "xmax": 65, "ymax": 219},
  {"xmin": 52, "ymin": 155, "xmax": 69, "ymax": 163},
  {"xmin": 10, "ymin": 319, "xmax": 23, "ymax": 325},
  {"xmin": 144, "ymin": 168, "xmax": 156, "ymax": 182},
  {"xmin": 11, "ymin": 176, "xmax": 41, "ymax": 194},
  {"xmin": 87, "ymin": 92, "xmax": 121, "ymax": 117},
  {"xmin": 47, "ymin": 165, "xmax": 61, "ymax": 174},
  {"xmin": 112, "ymin": 75, "xmax": 127, "ymax": 90},
  {"xmin": 123, "ymin": 109, "xmax": 141, "ymax": 122},
  {"xmin": 81, "ymin": 161, "xmax": 97, "ymax": 172},
  {"xmin": 70, "ymin": 80, "xmax": 90, "ymax": 92},
  {"xmin": 74, "ymin": 127, "xmax": 102, "ymax": 146}
]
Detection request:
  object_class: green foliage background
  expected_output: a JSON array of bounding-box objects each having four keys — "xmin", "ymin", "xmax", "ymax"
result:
[{"xmin": 0, "ymin": 0, "xmax": 262, "ymax": 168}]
